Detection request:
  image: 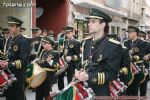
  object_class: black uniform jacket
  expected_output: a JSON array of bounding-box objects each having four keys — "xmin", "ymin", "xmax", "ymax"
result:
[
  {"xmin": 82, "ymin": 36, "xmax": 123, "ymax": 96},
  {"xmin": 6, "ymin": 34, "xmax": 30, "ymax": 83}
]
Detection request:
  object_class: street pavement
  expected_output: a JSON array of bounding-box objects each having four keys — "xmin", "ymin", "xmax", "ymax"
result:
[{"xmin": 1, "ymin": 78, "xmax": 150, "ymax": 100}]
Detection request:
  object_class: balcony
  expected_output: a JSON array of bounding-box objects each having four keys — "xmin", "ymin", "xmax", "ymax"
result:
[{"xmin": 70, "ymin": 0, "xmax": 127, "ymax": 17}]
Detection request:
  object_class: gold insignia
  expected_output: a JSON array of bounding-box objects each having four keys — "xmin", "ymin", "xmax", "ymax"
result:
[
  {"xmin": 13, "ymin": 45, "xmax": 18, "ymax": 51},
  {"xmin": 91, "ymin": 46, "xmax": 94, "ymax": 49},
  {"xmin": 69, "ymin": 44, "xmax": 74, "ymax": 48},
  {"xmin": 109, "ymin": 39, "xmax": 120, "ymax": 44},
  {"xmin": 133, "ymin": 47, "xmax": 139, "ymax": 52},
  {"xmin": 26, "ymin": 68, "xmax": 30, "ymax": 72},
  {"xmin": 97, "ymin": 54, "xmax": 102, "ymax": 62},
  {"xmin": 93, "ymin": 78, "xmax": 97, "ymax": 83},
  {"xmin": 73, "ymin": 55, "xmax": 78, "ymax": 60},
  {"xmin": 98, "ymin": 73, "xmax": 100, "ymax": 84},
  {"xmin": 64, "ymin": 49, "xmax": 68, "ymax": 55},
  {"xmin": 54, "ymin": 64, "xmax": 57, "ymax": 68},
  {"xmin": 35, "ymin": 41, "xmax": 39, "ymax": 44},
  {"xmin": 15, "ymin": 60, "xmax": 21, "ymax": 69},
  {"xmin": 92, "ymin": 78, "xmax": 97, "ymax": 83},
  {"xmin": 102, "ymin": 72, "xmax": 105, "ymax": 84}
]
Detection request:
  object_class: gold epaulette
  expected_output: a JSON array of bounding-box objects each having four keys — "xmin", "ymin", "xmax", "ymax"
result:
[
  {"xmin": 74, "ymin": 39, "xmax": 81, "ymax": 43},
  {"xmin": 123, "ymin": 39, "xmax": 129, "ymax": 42},
  {"xmin": 122, "ymin": 45, "xmax": 127, "ymax": 49},
  {"xmin": 109, "ymin": 39, "xmax": 120, "ymax": 45}
]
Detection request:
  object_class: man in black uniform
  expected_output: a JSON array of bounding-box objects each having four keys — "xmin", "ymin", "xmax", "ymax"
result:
[
  {"xmin": 35, "ymin": 36, "xmax": 59, "ymax": 100},
  {"xmin": 139, "ymin": 30, "xmax": 147, "ymax": 40},
  {"xmin": 75, "ymin": 8, "xmax": 123, "ymax": 96},
  {"xmin": 0, "ymin": 28, "xmax": 10, "ymax": 60},
  {"xmin": 138, "ymin": 30, "xmax": 150, "ymax": 96},
  {"xmin": 0, "ymin": 16, "xmax": 30, "ymax": 100},
  {"xmin": 147, "ymin": 31, "xmax": 150, "ymax": 42},
  {"xmin": 30, "ymin": 27, "xmax": 43, "ymax": 62},
  {"xmin": 124, "ymin": 26, "xmax": 150, "ymax": 96},
  {"xmin": 0, "ymin": 27, "xmax": 4, "ymax": 52},
  {"xmin": 119, "ymin": 46, "xmax": 131, "ymax": 87},
  {"xmin": 57, "ymin": 26, "xmax": 81, "ymax": 90}
]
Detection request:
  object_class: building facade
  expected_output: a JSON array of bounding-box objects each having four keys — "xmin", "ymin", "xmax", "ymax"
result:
[{"xmin": 69, "ymin": 0, "xmax": 148, "ymax": 41}]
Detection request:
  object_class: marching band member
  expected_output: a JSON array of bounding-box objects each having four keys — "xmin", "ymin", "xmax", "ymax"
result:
[
  {"xmin": 35, "ymin": 36, "xmax": 59, "ymax": 100},
  {"xmin": 75, "ymin": 8, "xmax": 123, "ymax": 96},
  {"xmin": 57, "ymin": 26, "xmax": 81, "ymax": 90},
  {"xmin": 0, "ymin": 16, "xmax": 30, "ymax": 100},
  {"xmin": 138, "ymin": 30, "xmax": 150, "ymax": 96},
  {"xmin": 0, "ymin": 28, "xmax": 11, "ymax": 60},
  {"xmin": 29, "ymin": 27, "xmax": 43, "ymax": 62},
  {"xmin": 124, "ymin": 26, "xmax": 150, "ymax": 96}
]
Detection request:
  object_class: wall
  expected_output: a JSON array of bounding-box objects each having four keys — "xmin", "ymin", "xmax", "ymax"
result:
[
  {"xmin": 0, "ymin": 0, "xmax": 32, "ymax": 37},
  {"xmin": 36, "ymin": 0, "xmax": 68, "ymax": 37}
]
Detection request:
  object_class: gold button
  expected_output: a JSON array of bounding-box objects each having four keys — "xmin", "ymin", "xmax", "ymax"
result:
[{"xmin": 91, "ymin": 46, "xmax": 94, "ymax": 49}]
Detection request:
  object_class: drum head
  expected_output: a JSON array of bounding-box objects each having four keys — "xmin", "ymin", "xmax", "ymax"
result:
[
  {"xmin": 29, "ymin": 63, "xmax": 47, "ymax": 88},
  {"xmin": 30, "ymin": 71, "xmax": 47, "ymax": 88}
]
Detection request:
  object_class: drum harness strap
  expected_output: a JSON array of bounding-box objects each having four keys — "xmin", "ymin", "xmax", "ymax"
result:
[{"xmin": 43, "ymin": 68, "xmax": 56, "ymax": 72}]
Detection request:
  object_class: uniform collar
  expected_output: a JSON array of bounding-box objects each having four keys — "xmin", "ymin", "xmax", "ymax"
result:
[{"xmin": 93, "ymin": 35, "xmax": 106, "ymax": 45}]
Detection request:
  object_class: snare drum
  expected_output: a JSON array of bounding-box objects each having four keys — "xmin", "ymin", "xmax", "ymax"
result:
[
  {"xmin": 26, "ymin": 63, "xmax": 47, "ymax": 88},
  {"xmin": 0, "ymin": 68, "xmax": 17, "ymax": 94},
  {"xmin": 109, "ymin": 78, "xmax": 127, "ymax": 96},
  {"xmin": 54, "ymin": 81, "xmax": 94, "ymax": 100}
]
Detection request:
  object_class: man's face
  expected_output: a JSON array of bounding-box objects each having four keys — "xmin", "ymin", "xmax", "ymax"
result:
[
  {"xmin": 42, "ymin": 42, "xmax": 52, "ymax": 51},
  {"xmin": 88, "ymin": 18, "xmax": 103, "ymax": 34},
  {"xmin": 32, "ymin": 30, "xmax": 41, "ymax": 38},
  {"xmin": 65, "ymin": 31, "xmax": 74, "ymax": 39},
  {"xmin": 8, "ymin": 24, "xmax": 20, "ymax": 34},
  {"xmin": 3, "ymin": 32, "xmax": 11, "ymax": 39},
  {"xmin": 128, "ymin": 31, "xmax": 137, "ymax": 40},
  {"xmin": 148, "ymin": 34, "xmax": 150, "ymax": 39}
]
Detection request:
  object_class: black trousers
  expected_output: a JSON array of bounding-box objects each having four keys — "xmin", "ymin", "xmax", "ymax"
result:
[
  {"xmin": 126, "ymin": 74, "xmax": 140, "ymax": 96},
  {"xmin": 36, "ymin": 79, "xmax": 51, "ymax": 100},
  {"xmin": 140, "ymin": 75, "xmax": 148, "ymax": 96},
  {"xmin": 5, "ymin": 82, "xmax": 25, "ymax": 100},
  {"xmin": 57, "ymin": 66, "xmax": 75, "ymax": 90}
]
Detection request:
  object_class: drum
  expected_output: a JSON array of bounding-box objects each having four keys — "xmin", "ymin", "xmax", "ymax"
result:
[
  {"xmin": 26, "ymin": 63, "xmax": 47, "ymax": 88},
  {"xmin": 54, "ymin": 81, "xmax": 94, "ymax": 100},
  {"xmin": 109, "ymin": 78, "xmax": 127, "ymax": 96},
  {"xmin": 0, "ymin": 68, "xmax": 17, "ymax": 94}
]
